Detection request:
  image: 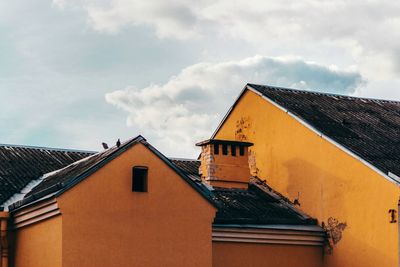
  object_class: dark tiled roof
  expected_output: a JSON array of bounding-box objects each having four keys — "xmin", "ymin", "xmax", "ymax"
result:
[
  {"xmin": 0, "ymin": 144, "xmax": 94, "ymax": 207},
  {"xmin": 13, "ymin": 149, "xmax": 315, "ymax": 226},
  {"xmin": 248, "ymin": 83, "xmax": 400, "ymax": 178},
  {"xmin": 10, "ymin": 136, "xmax": 215, "ymax": 210},
  {"xmin": 212, "ymin": 179, "xmax": 316, "ymax": 225},
  {"xmin": 169, "ymin": 158, "xmax": 201, "ymax": 182},
  {"xmin": 4, "ymin": 138, "xmax": 316, "ymax": 226},
  {"xmin": 164, "ymin": 159, "xmax": 315, "ymax": 225}
]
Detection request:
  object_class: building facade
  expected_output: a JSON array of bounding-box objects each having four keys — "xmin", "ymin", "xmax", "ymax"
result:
[
  {"xmin": 1, "ymin": 135, "xmax": 324, "ymax": 267},
  {"xmin": 213, "ymin": 84, "xmax": 400, "ymax": 267},
  {"xmin": 2, "ymin": 83, "xmax": 399, "ymax": 266}
]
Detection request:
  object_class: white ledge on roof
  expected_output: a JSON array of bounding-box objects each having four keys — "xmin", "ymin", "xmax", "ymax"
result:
[
  {"xmin": 0, "ymin": 169, "xmax": 62, "ymax": 211},
  {"xmin": 4, "ymin": 151, "xmax": 101, "ymax": 211},
  {"xmin": 1, "ymin": 149, "xmax": 99, "ymax": 211}
]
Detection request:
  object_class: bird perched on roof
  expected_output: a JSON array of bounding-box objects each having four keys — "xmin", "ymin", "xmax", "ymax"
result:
[
  {"xmin": 102, "ymin": 142, "xmax": 109, "ymax": 149},
  {"xmin": 116, "ymin": 139, "xmax": 121, "ymax": 148}
]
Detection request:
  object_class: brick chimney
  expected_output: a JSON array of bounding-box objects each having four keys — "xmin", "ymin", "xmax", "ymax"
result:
[{"xmin": 196, "ymin": 139, "xmax": 253, "ymax": 188}]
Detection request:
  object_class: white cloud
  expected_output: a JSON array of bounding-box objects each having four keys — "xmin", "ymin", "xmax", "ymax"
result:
[
  {"xmin": 56, "ymin": 0, "xmax": 204, "ymax": 39},
  {"xmin": 105, "ymin": 55, "xmax": 363, "ymax": 157},
  {"xmin": 53, "ymin": 0, "xmax": 400, "ymax": 77}
]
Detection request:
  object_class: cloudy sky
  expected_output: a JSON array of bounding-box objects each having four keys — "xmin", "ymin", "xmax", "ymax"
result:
[{"xmin": 1, "ymin": 0, "xmax": 400, "ymax": 157}]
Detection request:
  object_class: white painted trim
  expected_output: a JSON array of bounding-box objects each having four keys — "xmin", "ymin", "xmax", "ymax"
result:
[
  {"xmin": 1, "ymin": 177, "xmax": 46, "ymax": 211},
  {"xmin": 388, "ymin": 172, "xmax": 400, "ymax": 183},
  {"xmin": 245, "ymin": 85, "xmax": 400, "ymax": 186},
  {"xmin": 13, "ymin": 198, "xmax": 60, "ymax": 229},
  {"xmin": 212, "ymin": 226, "xmax": 325, "ymax": 246}
]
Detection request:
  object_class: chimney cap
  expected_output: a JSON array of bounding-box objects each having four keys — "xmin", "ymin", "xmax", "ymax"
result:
[{"xmin": 195, "ymin": 139, "xmax": 253, "ymax": 147}]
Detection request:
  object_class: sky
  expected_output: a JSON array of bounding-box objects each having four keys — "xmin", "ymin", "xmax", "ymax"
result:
[{"xmin": 1, "ymin": 0, "xmax": 400, "ymax": 157}]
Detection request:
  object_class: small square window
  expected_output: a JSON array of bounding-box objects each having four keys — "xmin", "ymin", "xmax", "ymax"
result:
[
  {"xmin": 222, "ymin": 144, "xmax": 228, "ymax": 155},
  {"xmin": 132, "ymin": 166, "xmax": 148, "ymax": 192}
]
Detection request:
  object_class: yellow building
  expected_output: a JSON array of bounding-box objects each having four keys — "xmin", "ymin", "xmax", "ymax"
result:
[
  {"xmin": 213, "ymin": 83, "xmax": 400, "ymax": 267},
  {"xmin": 1, "ymin": 83, "xmax": 398, "ymax": 266}
]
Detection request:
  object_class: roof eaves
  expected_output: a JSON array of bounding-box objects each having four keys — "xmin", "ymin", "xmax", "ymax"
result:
[
  {"xmin": 9, "ymin": 193, "xmax": 58, "ymax": 213},
  {"xmin": 195, "ymin": 139, "xmax": 253, "ymax": 147}
]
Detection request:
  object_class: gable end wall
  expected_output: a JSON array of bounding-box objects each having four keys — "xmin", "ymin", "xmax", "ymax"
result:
[
  {"xmin": 214, "ymin": 89, "xmax": 400, "ymax": 267},
  {"xmin": 57, "ymin": 142, "xmax": 215, "ymax": 267}
]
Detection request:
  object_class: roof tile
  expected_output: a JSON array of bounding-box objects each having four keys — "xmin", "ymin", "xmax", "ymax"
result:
[
  {"xmin": 249, "ymin": 83, "xmax": 400, "ymax": 178},
  {"xmin": 0, "ymin": 144, "xmax": 93, "ymax": 207}
]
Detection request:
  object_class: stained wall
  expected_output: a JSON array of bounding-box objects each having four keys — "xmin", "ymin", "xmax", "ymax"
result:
[{"xmin": 215, "ymin": 89, "xmax": 400, "ymax": 267}]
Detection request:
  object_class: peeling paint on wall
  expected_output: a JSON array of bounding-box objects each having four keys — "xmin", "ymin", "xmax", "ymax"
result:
[
  {"xmin": 235, "ymin": 116, "xmax": 251, "ymax": 141},
  {"xmin": 235, "ymin": 116, "xmax": 258, "ymax": 177},
  {"xmin": 322, "ymin": 217, "xmax": 347, "ymax": 254},
  {"xmin": 248, "ymin": 150, "xmax": 259, "ymax": 177}
]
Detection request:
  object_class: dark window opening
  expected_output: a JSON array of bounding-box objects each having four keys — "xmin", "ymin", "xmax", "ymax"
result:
[
  {"xmin": 231, "ymin": 145, "xmax": 236, "ymax": 156},
  {"xmin": 214, "ymin": 144, "xmax": 219, "ymax": 155},
  {"xmin": 132, "ymin": 166, "xmax": 148, "ymax": 192},
  {"xmin": 239, "ymin": 146, "xmax": 245, "ymax": 156},
  {"xmin": 222, "ymin": 144, "xmax": 228, "ymax": 155}
]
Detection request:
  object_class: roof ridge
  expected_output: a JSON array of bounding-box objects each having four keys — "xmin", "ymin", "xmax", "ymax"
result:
[
  {"xmin": 247, "ymin": 83, "xmax": 400, "ymax": 104},
  {"xmin": 0, "ymin": 143, "xmax": 97, "ymax": 154}
]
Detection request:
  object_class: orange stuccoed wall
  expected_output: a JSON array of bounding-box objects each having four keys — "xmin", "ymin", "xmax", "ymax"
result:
[
  {"xmin": 14, "ymin": 143, "xmax": 216, "ymax": 267},
  {"xmin": 13, "ymin": 216, "xmax": 62, "ymax": 267},
  {"xmin": 215, "ymin": 89, "xmax": 400, "ymax": 267},
  {"xmin": 58, "ymin": 143, "xmax": 216, "ymax": 267},
  {"xmin": 213, "ymin": 242, "xmax": 323, "ymax": 267}
]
